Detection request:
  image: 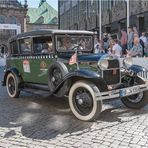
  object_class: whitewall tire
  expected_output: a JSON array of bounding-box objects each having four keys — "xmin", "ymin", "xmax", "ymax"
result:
[
  {"xmin": 6, "ymin": 73, "xmax": 20, "ymax": 98},
  {"xmin": 69, "ymin": 81, "xmax": 102, "ymax": 121}
]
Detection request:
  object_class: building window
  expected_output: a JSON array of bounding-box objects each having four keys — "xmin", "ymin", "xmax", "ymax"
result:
[
  {"xmin": 26, "ymin": 15, "xmax": 30, "ymax": 23},
  {"xmin": 0, "ymin": 15, "xmax": 5, "ymax": 24},
  {"xmin": 10, "ymin": 16, "xmax": 17, "ymax": 24},
  {"xmin": 50, "ymin": 17, "xmax": 58, "ymax": 24},
  {"xmin": 35, "ymin": 16, "xmax": 44, "ymax": 24}
]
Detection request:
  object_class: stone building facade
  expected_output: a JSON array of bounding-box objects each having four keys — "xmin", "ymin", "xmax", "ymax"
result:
[
  {"xmin": 59, "ymin": 0, "xmax": 148, "ymax": 37},
  {"xmin": 0, "ymin": 0, "xmax": 27, "ymax": 57}
]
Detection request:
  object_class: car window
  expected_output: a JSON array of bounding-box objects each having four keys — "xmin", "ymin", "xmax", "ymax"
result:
[
  {"xmin": 19, "ymin": 38, "xmax": 32, "ymax": 55},
  {"xmin": 33, "ymin": 36, "xmax": 53, "ymax": 54},
  {"xmin": 10, "ymin": 41, "xmax": 18, "ymax": 55},
  {"xmin": 56, "ymin": 34, "xmax": 92, "ymax": 52}
]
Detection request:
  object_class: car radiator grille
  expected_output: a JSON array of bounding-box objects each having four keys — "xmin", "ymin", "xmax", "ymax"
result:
[
  {"xmin": 103, "ymin": 59, "xmax": 120, "ymax": 85},
  {"xmin": 138, "ymin": 71, "xmax": 148, "ymax": 80}
]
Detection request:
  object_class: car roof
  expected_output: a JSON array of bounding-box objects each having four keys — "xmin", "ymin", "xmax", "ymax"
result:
[{"xmin": 9, "ymin": 29, "xmax": 94, "ymax": 42}]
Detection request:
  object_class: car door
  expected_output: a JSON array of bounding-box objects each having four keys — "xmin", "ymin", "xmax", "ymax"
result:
[
  {"xmin": 9, "ymin": 40, "xmax": 21, "ymax": 72},
  {"xmin": 18, "ymin": 38, "xmax": 33, "ymax": 82},
  {"xmin": 29, "ymin": 35, "xmax": 55, "ymax": 84}
]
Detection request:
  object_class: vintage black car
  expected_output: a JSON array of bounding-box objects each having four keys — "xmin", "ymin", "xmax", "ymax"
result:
[{"xmin": 2, "ymin": 30, "xmax": 148, "ymax": 121}]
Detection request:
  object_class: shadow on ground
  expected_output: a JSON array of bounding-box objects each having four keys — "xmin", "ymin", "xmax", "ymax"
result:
[{"xmin": 0, "ymin": 67, "xmax": 148, "ymax": 140}]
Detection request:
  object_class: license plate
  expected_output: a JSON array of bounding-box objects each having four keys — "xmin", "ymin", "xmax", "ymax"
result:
[{"xmin": 120, "ymin": 86, "xmax": 140, "ymax": 97}]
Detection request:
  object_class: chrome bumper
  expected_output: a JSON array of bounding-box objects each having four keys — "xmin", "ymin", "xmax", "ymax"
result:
[{"xmin": 96, "ymin": 84, "xmax": 148, "ymax": 101}]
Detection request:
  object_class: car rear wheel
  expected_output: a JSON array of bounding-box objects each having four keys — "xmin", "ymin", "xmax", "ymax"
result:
[
  {"xmin": 69, "ymin": 81, "xmax": 102, "ymax": 121},
  {"xmin": 121, "ymin": 91, "xmax": 148, "ymax": 109},
  {"xmin": 6, "ymin": 73, "xmax": 20, "ymax": 98}
]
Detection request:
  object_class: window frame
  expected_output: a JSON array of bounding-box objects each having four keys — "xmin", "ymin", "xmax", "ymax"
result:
[
  {"xmin": 32, "ymin": 35, "xmax": 54, "ymax": 55},
  {"xmin": 10, "ymin": 16, "xmax": 17, "ymax": 24},
  {"xmin": 18, "ymin": 37, "xmax": 33, "ymax": 56},
  {"xmin": 10, "ymin": 40, "xmax": 19, "ymax": 56},
  {"xmin": 55, "ymin": 34, "xmax": 94, "ymax": 53}
]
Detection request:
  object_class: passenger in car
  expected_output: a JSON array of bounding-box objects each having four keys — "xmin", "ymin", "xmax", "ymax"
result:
[
  {"xmin": 41, "ymin": 41, "xmax": 53, "ymax": 54},
  {"xmin": 21, "ymin": 43, "xmax": 31, "ymax": 54},
  {"xmin": 60, "ymin": 38, "xmax": 72, "ymax": 50}
]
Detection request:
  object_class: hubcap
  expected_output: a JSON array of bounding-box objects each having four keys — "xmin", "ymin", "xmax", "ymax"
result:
[
  {"xmin": 127, "ymin": 92, "xmax": 143, "ymax": 103},
  {"xmin": 8, "ymin": 77, "xmax": 15, "ymax": 95},
  {"xmin": 73, "ymin": 87, "xmax": 93, "ymax": 116}
]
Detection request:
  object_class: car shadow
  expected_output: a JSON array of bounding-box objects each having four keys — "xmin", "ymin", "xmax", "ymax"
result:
[
  {"xmin": 1, "ymin": 88, "xmax": 148, "ymax": 140},
  {"xmin": 99, "ymin": 99, "xmax": 148, "ymax": 123}
]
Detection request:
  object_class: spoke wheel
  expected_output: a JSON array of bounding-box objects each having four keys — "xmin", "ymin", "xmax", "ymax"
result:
[
  {"xmin": 127, "ymin": 92, "xmax": 143, "ymax": 103},
  {"xmin": 6, "ymin": 73, "xmax": 20, "ymax": 98},
  {"xmin": 121, "ymin": 80, "xmax": 148, "ymax": 109},
  {"xmin": 69, "ymin": 81, "xmax": 102, "ymax": 121},
  {"xmin": 73, "ymin": 87, "xmax": 93, "ymax": 116}
]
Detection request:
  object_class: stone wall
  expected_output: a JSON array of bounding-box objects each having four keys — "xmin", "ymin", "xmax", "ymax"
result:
[{"xmin": 0, "ymin": 7, "xmax": 27, "ymax": 32}]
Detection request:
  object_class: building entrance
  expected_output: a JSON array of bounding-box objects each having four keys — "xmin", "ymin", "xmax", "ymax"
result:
[
  {"xmin": 0, "ymin": 24, "xmax": 21, "ymax": 59},
  {"xmin": 0, "ymin": 44, "xmax": 7, "ymax": 58}
]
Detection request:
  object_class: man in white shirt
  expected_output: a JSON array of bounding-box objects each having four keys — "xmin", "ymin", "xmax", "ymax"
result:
[
  {"xmin": 140, "ymin": 32, "xmax": 147, "ymax": 44},
  {"xmin": 112, "ymin": 39, "xmax": 122, "ymax": 57}
]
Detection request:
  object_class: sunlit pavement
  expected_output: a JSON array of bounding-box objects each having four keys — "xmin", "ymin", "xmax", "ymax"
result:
[{"xmin": 0, "ymin": 67, "xmax": 148, "ymax": 148}]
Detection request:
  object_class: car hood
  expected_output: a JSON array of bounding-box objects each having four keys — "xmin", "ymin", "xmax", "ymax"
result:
[{"xmin": 58, "ymin": 53, "xmax": 107, "ymax": 62}]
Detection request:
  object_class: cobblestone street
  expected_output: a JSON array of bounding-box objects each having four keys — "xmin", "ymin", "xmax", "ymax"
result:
[{"xmin": 0, "ymin": 67, "xmax": 148, "ymax": 148}]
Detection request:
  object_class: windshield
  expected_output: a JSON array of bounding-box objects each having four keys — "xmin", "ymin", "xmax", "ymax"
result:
[{"xmin": 56, "ymin": 34, "xmax": 93, "ymax": 52}]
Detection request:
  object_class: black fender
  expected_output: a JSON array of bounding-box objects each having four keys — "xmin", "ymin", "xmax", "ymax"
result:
[
  {"xmin": 53, "ymin": 69, "xmax": 108, "ymax": 95},
  {"xmin": 121, "ymin": 65, "xmax": 147, "ymax": 86},
  {"xmin": 2, "ymin": 67, "xmax": 21, "ymax": 86},
  {"xmin": 129, "ymin": 65, "xmax": 147, "ymax": 84},
  {"xmin": 129, "ymin": 64, "xmax": 147, "ymax": 74}
]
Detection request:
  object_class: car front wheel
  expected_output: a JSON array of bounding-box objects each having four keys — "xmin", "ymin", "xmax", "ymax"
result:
[
  {"xmin": 6, "ymin": 73, "xmax": 20, "ymax": 98},
  {"xmin": 69, "ymin": 81, "xmax": 102, "ymax": 121},
  {"xmin": 121, "ymin": 91, "xmax": 148, "ymax": 109}
]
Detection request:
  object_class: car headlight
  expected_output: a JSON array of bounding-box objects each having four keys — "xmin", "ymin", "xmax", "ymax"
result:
[
  {"xmin": 123, "ymin": 57, "xmax": 133, "ymax": 68},
  {"xmin": 98, "ymin": 59, "xmax": 109, "ymax": 70}
]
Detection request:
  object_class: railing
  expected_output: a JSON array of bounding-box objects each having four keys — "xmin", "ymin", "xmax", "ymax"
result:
[{"xmin": 0, "ymin": 1, "xmax": 27, "ymax": 9}]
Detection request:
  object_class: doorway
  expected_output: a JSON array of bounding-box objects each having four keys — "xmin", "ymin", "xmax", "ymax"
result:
[{"xmin": 0, "ymin": 44, "xmax": 8, "ymax": 58}]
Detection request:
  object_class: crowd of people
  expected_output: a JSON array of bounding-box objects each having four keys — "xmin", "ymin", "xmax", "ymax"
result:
[{"xmin": 94, "ymin": 26, "xmax": 148, "ymax": 58}]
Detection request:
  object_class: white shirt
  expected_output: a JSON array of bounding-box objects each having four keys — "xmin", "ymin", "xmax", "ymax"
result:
[
  {"xmin": 112, "ymin": 44, "xmax": 122, "ymax": 57},
  {"xmin": 94, "ymin": 43, "xmax": 104, "ymax": 53},
  {"xmin": 140, "ymin": 36, "xmax": 147, "ymax": 43}
]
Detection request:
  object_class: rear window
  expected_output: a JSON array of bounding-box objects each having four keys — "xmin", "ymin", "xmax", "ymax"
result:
[
  {"xmin": 10, "ymin": 41, "xmax": 18, "ymax": 55},
  {"xmin": 19, "ymin": 38, "xmax": 32, "ymax": 55}
]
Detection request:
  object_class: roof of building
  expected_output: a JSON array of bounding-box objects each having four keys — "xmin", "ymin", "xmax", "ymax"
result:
[{"xmin": 27, "ymin": 1, "xmax": 58, "ymax": 25}]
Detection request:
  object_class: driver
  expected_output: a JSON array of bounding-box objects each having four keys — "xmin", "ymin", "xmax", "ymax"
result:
[{"xmin": 60, "ymin": 37, "xmax": 72, "ymax": 50}]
